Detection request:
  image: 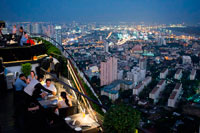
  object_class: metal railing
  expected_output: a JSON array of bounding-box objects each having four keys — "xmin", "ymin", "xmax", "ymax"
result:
[
  {"xmin": 40, "ymin": 68, "xmax": 107, "ymax": 110},
  {"xmin": 30, "ymin": 33, "xmax": 106, "ymax": 111}
]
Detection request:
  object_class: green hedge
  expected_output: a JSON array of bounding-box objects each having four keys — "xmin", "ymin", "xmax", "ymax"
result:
[
  {"xmin": 33, "ymin": 37, "xmax": 61, "ymax": 55},
  {"xmin": 21, "ymin": 63, "xmax": 32, "ymax": 77}
]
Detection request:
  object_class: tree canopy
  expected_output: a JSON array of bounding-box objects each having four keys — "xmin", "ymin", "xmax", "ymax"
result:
[{"xmin": 103, "ymin": 104, "xmax": 140, "ymax": 133}]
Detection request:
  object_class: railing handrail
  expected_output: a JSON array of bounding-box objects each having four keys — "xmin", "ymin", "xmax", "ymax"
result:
[
  {"xmin": 30, "ymin": 33, "xmax": 106, "ymax": 111},
  {"xmin": 40, "ymin": 68, "xmax": 107, "ymax": 110}
]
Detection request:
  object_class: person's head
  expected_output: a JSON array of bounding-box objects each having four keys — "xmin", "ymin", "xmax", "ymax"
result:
[
  {"xmin": 19, "ymin": 26, "xmax": 23, "ymax": 32},
  {"xmin": 19, "ymin": 73, "xmax": 26, "ymax": 80},
  {"xmin": 13, "ymin": 25, "xmax": 16, "ymax": 28},
  {"xmin": 30, "ymin": 70, "xmax": 35, "ymax": 77},
  {"xmin": 61, "ymin": 91, "xmax": 67, "ymax": 99},
  {"xmin": 61, "ymin": 91, "xmax": 70, "ymax": 106},
  {"xmin": 38, "ymin": 75, "xmax": 44, "ymax": 82},
  {"xmin": 46, "ymin": 78, "xmax": 52, "ymax": 87},
  {"xmin": 49, "ymin": 56, "xmax": 53, "ymax": 63}
]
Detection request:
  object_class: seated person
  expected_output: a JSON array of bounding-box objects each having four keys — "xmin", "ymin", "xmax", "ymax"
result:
[
  {"xmin": 14, "ymin": 73, "xmax": 29, "ymax": 92},
  {"xmin": 54, "ymin": 91, "xmax": 72, "ymax": 116},
  {"xmin": 14, "ymin": 73, "xmax": 29, "ymax": 115},
  {"xmin": 23, "ymin": 79, "xmax": 54, "ymax": 132},
  {"xmin": 49, "ymin": 56, "xmax": 61, "ymax": 78},
  {"xmin": 20, "ymin": 33, "xmax": 28, "ymax": 46},
  {"xmin": 24, "ymin": 79, "xmax": 54, "ymax": 100},
  {"xmin": 38, "ymin": 75, "xmax": 45, "ymax": 85},
  {"xmin": 43, "ymin": 79, "xmax": 57, "ymax": 95},
  {"xmin": 57, "ymin": 91, "xmax": 72, "ymax": 108},
  {"xmin": 28, "ymin": 70, "xmax": 37, "ymax": 81}
]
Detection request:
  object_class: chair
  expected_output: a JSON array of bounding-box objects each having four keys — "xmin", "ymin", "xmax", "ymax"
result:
[{"xmin": 58, "ymin": 106, "xmax": 78, "ymax": 118}]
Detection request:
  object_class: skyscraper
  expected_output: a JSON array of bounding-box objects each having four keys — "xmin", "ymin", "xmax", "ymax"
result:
[
  {"xmin": 104, "ymin": 42, "xmax": 109, "ymax": 53},
  {"xmin": 157, "ymin": 36, "xmax": 166, "ymax": 46},
  {"xmin": 54, "ymin": 26, "xmax": 62, "ymax": 45},
  {"xmin": 99, "ymin": 36, "xmax": 102, "ymax": 41},
  {"xmin": 32, "ymin": 23, "xmax": 41, "ymax": 34},
  {"xmin": 26, "ymin": 24, "xmax": 32, "ymax": 34},
  {"xmin": 100, "ymin": 57, "xmax": 118, "ymax": 86},
  {"xmin": 139, "ymin": 58, "xmax": 147, "ymax": 70}
]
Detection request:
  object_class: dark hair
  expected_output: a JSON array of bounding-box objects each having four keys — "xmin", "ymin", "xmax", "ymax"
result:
[
  {"xmin": 46, "ymin": 78, "xmax": 51, "ymax": 83},
  {"xmin": 49, "ymin": 58, "xmax": 53, "ymax": 63},
  {"xmin": 20, "ymin": 26, "xmax": 23, "ymax": 30},
  {"xmin": 19, "ymin": 73, "xmax": 25, "ymax": 78},
  {"xmin": 38, "ymin": 74, "xmax": 44, "ymax": 79},
  {"xmin": 61, "ymin": 91, "xmax": 70, "ymax": 106},
  {"xmin": 30, "ymin": 70, "xmax": 35, "ymax": 76}
]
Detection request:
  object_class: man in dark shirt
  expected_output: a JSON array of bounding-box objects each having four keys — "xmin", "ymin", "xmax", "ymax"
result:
[{"xmin": 23, "ymin": 79, "xmax": 54, "ymax": 132}]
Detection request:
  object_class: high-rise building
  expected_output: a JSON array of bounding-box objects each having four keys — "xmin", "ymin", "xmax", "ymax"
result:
[
  {"xmin": 160, "ymin": 68, "xmax": 169, "ymax": 79},
  {"xmin": 55, "ymin": 26, "xmax": 62, "ymax": 45},
  {"xmin": 26, "ymin": 24, "xmax": 32, "ymax": 33},
  {"xmin": 129, "ymin": 67, "xmax": 146, "ymax": 86},
  {"xmin": 117, "ymin": 70, "xmax": 123, "ymax": 80},
  {"xmin": 99, "ymin": 36, "xmax": 102, "ymax": 41},
  {"xmin": 32, "ymin": 23, "xmax": 41, "ymax": 34},
  {"xmin": 100, "ymin": 57, "xmax": 118, "ymax": 86},
  {"xmin": 157, "ymin": 36, "xmax": 166, "ymax": 46},
  {"xmin": 139, "ymin": 58, "xmax": 147, "ymax": 70},
  {"xmin": 182, "ymin": 56, "xmax": 192, "ymax": 64},
  {"xmin": 104, "ymin": 42, "xmax": 109, "ymax": 53}
]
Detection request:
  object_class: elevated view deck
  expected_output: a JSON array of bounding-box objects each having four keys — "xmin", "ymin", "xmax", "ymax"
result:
[{"xmin": 0, "ymin": 32, "xmax": 105, "ymax": 133}]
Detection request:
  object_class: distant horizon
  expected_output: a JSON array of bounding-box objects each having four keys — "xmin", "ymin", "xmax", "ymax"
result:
[
  {"xmin": 1, "ymin": 0, "xmax": 200, "ymax": 25},
  {"xmin": 3, "ymin": 20, "xmax": 200, "ymax": 26}
]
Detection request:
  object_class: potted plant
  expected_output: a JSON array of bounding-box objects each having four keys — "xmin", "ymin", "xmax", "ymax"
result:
[{"xmin": 21, "ymin": 63, "xmax": 32, "ymax": 77}]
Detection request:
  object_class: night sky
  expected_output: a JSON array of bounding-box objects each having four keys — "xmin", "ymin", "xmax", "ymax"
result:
[{"xmin": 1, "ymin": 0, "xmax": 200, "ymax": 24}]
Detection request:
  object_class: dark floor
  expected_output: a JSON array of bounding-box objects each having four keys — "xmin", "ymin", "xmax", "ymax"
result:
[
  {"xmin": 0, "ymin": 90, "xmax": 74, "ymax": 133},
  {"xmin": 0, "ymin": 90, "xmax": 19, "ymax": 133}
]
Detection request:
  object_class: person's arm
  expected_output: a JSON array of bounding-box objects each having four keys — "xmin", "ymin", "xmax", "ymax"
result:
[
  {"xmin": 28, "ymin": 105, "xmax": 39, "ymax": 111},
  {"xmin": 52, "ymin": 85, "xmax": 57, "ymax": 95},
  {"xmin": 35, "ymin": 83, "xmax": 52, "ymax": 94},
  {"xmin": 21, "ymin": 80, "xmax": 27, "ymax": 88},
  {"xmin": 32, "ymin": 83, "xmax": 53, "ymax": 99},
  {"xmin": 68, "ymin": 99, "xmax": 72, "ymax": 107}
]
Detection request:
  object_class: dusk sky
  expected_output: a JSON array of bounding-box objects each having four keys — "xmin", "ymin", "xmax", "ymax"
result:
[{"xmin": 1, "ymin": 0, "xmax": 200, "ymax": 24}]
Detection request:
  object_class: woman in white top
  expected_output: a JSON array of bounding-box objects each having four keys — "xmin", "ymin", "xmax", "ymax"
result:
[{"xmin": 28, "ymin": 70, "xmax": 37, "ymax": 81}]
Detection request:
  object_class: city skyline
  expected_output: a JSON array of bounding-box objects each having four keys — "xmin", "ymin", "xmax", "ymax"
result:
[{"xmin": 1, "ymin": 0, "xmax": 200, "ymax": 24}]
